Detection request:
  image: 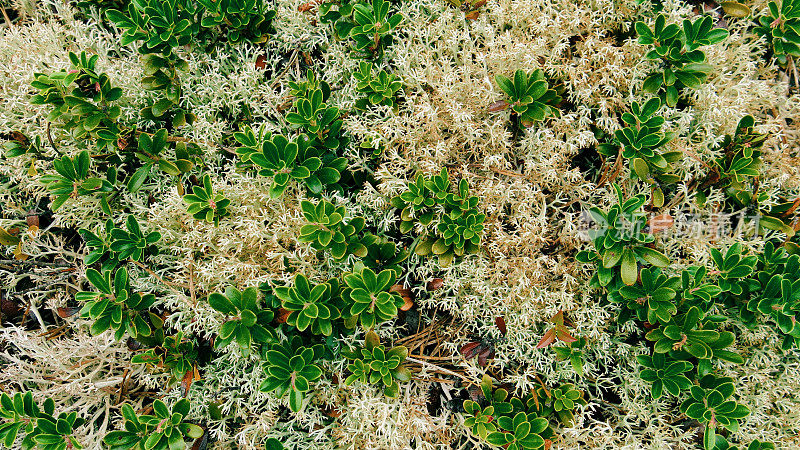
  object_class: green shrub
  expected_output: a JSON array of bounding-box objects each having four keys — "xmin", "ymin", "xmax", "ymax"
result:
[
  {"xmin": 76, "ymin": 267, "xmax": 156, "ymax": 340},
  {"xmin": 358, "ymin": 234, "xmax": 409, "ymax": 277},
  {"xmin": 342, "ymin": 331, "xmax": 411, "ymax": 397},
  {"xmin": 617, "ymin": 267, "xmax": 679, "ymax": 324},
  {"xmin": 679, "ymin": 375, "xmax": 750, "ymax": 450},
  {"xmin": 197, "ymin": 0, "xmax": 276, "ymax": 44},
  {"xmin": 209, "ymin": 286, "xmax": 276, "ymax": 356},
  {"xmin": 275, "ymin": 274, "xmax": 340, "ymax": 336},
  {"xmin": 635, "ymin": 14, "xmax": 729, "ymax": 107},
  {"xmin": 494, "ymin": 69, "xmax": 562, "ymax": 126},
  {"xmin": 103, "ymin": 399, "xmax": 203, "ymax": 450},
  {"xmin": 392, "ymin": 168, "xmax": 485, "ymax": 266},
  {"xmin": 286, "ymin": 89, "xmax": 347, "ymax": 151},
  {"xmin": 299, "ymin": 199, "xmax": 368, "ymax": 260},
  {"xmin": 636, "ymin": 352, "xmax": 693, "ymax": 399},
  {"xmin": 127, "ymin": 129, "xmax": 195, "ymax": 192},
  {"xmin": 353, "ymin": 62, "xmax": 403, "ymax": 110},
  {"xmin": 0, "ymin": 392, "xmax": 84, "ymax": 450},
  {"xmin": 107, "ymin": 0, "xmax": 199, "ymax": 124},
  {"xmin": 131, "ymin": 332, "xmax": 198, "ymax": 382},
  {"xmin": 183, "ymin": 174, "xmax": 231, "ymax": 226},
  {"xmin": 486, "ymin": 412, "xmax": 551, "ymax": 450},
  {"xmin": 234, "ymin": 129, "xmax": 344, "ymax": 197},
  {"xmin": 79, "ymin": 215, "xmax": 161, "ymax": 272},
  {"xmin": 348, "ymin": 0, "xmax": 402, "ymax": 59},
  {"xmin": 597, "ymin": 98, "xmax": 681, "ymax": 206},
  {"xmin": 259, "ymin": 337, "xmax": 324, "ymax": 412},
  {"xmin": 552, "ymin": 336, "xmax": 587, "ymax": 377},
  {"xmin": 462, "ymin": 376, "xmax": 557, "ymax": 449},
  {"xmin": 342, "ymin": 267, "xmax": 404, "ymax": 329},
  {"xmin": 31, "ymin": 52, "xmax": 123, "ymax": 152},
  {"xmin": 754, "ymin": 0, "xmax": 800, "ymax": 66},
  {"xmin": 41, "ymin": 151, "xmax": 114, "ymax": 211},
  {"xmin": 575, "ymin": 184, "xmax": 670, "ymax": 286}
]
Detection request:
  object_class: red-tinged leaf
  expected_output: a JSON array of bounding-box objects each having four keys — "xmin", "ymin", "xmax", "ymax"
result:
[
  {"xmin": 426, "ymin": 278, "xmax": 444, "ymax": 291},
  {"xmin": 298, "ymin": 0, "xmax": 318, "ymax": 12},
  {"xmin": 477, "ymin": 347, "xmax": 495, "ymax": 367},
  {"xmin": 488, "ymin": 100, "xmax": 509, "ymax": 112},
  {"xmin": 464, "ymin": 10, "xmax": 480, "ymax": 20},
  {"xmin": 400, "ymin": 296, "xmax": 414, "ymax": 311},
  {"xmin": 537, "ymin": 328, "xmax": 557, "ymax": 348},
  {"xmin": 275, "ymin": 308, "xmax": 291, "ymax": 324},
  {"xmin": 495, "ymin": 316, "xmax": 507, "ymax": 336},
  {"xmin": 255, "ymin": 54, "xmax": 269, "ymax": 70},
  {"xmin": 181, "ymin": 367, "xmax": 195, "ymax": 397},
  {"xmin": 56, "ymin": 306, "xmax": 81, "ymax": 318},
  {"xmin": 555, "ymin": 326, "xmax": 578, "ymax": 343},
  {"xmin": 11, "ymin": 131, "xmax": 29, "ymax": 145},
  {"xmin": 26, "ymin": 215, "xmax": 39, "ymax": 228},
  {"xmin": 389, "ymin": 284, "xmax": 412, "ymax": 298},
  {"xmin": 460, "ymin": 342, "xmax": 481, "ymax": 359},
  {"xmin": 545, "ymin": 439, "xmax": 552, "ymax": 450},
  {"xmin": 642, "ymin": 321, "xmax": 658, "ymax": 330},
  {"xmin": 550, "ymin": 310, "xmax": 565, "ymax": 326}
]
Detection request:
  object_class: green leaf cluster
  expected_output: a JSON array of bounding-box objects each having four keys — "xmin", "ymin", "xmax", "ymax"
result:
[
  {"xmin": 80, "ymin": 215, "xmax": 161, "ymax": 271},
  {"xmin": 76, "ymin": 267, "xmax": 157, "ymax": 340},
  {"xmin": 131, "ymin": 331, "xmax": 198, "ymax": 382},
  {"xmin": 197, "ymin": 0, "xmax": 276, "ymax": 44},
  {"xmin": 597, "ymin": 98, "xmax": 681, "ymax": 206},
  {"xmin": 182, "ymin": 174, "xmax": 231, "ymax": 226},
  {"xmin": 103, "ymin": 399, "xmax": 203, "ymax": 450},
  {"xmin": 299, "ymin": 199, "xmax": 368, "ymax": 260},
  {"xmin": 495, "ymin": 69, "xmax": 562, "ymax": 126},
  {"xmin": 342, "ymin": 267, "xmax": 404, "ymax": 329},
  {"xmin": 234, "ymin": 129, "xmax": 345, "ymax": 197},
  {"xmin": 552, "ymin": 337, "xmax": 587, "ymax": 377},
  {"xmin": 0, "ymin": 392, "xmax": 84, "ymax": 450},
  {"xmin": 286, "ymin": 88, "xmax": 349, "ymax": 152},
  {"xmin": 680, "ymin": 375, "xmax": 750, "ymax": 450},
  {"xmin": 40, "ymin": 151, "xmax": 114, "ymax": 211},
  {"xmin": 128, "ymin": 129, "xmax": 195, "ymax": 192},
  {"xmin": 575, "ymin": 184, "xmax": 670, "ymax": 286},
  {"xmin": 275, "ymin": 274, "xmax": 340, "ymax": 336},
  {"xmin": 30, "ymin": 52, "xmax": 123, "ymax": 152},
  {"xmin": 358, "ymin": 234, "xmax": 409, "ymax": 276},
  {"xmin": 353, "ymin": 62, "xmax": 403, "ymax": 110},
  {"xmin": 259, "ymin": 337, "xmax": 324, "ymax": 412},
  {"xmin": 347, "ymin": 0, "xmax": 403, "ymax": 59},
  {"xmin": 462, "ymin": 376, "xmax": 559, "ymax": 449},
  {"xmin": 754, "ymin": 0, "xmax": 800, "ymax": 66},
  {"xmin": 636, "ymin": 14, "xmax": 729, "ymax": 106},
  {"xmin": 392, "ymin": 168, "xmax": 485, "ymax": 266},
  {"xmin": 342, "ymin": 331, "xmax": 411, "ymax": 397},
  {"xmin": 209, "ymin": 286, "xmax": 276, "ymax": 356}
]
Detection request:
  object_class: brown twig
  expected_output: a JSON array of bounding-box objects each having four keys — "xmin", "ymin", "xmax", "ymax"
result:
[
  {"xmin": 1, "ymin": 8, "xmax": 13, "ymax": 28},
  {"xmin": 130, "ymin": 260, "xmax": 189, "ymax": 290},
  {"xmin": 38, "ymin": 324, "xmax": 69, "ymax": 340},
  {"xmin": 0, "ymin": 259, "xmax": 72, "ymax": 269},
  {"xmin": 133, "ymin": 129, "xmax": 236, "ymax": 154},
  {"xmin": 116, "ymin": 369, "xmax": 129, "ymax": 405},
  {"xmin": 46, "ymin": 122, "xmax": 59, "ymax": 154},
  {"xmin": 407, "ymin": 354, "xmax": 456, "ymax": 361},
  {"xmin": 405, "ymin": 356, "xmax": 479, "ymax": 387}
]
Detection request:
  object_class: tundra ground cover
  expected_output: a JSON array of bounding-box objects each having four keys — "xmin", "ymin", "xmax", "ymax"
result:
[{"xmin": 1, "ymin": 0, "xmax": 800, "ymax": 448}]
